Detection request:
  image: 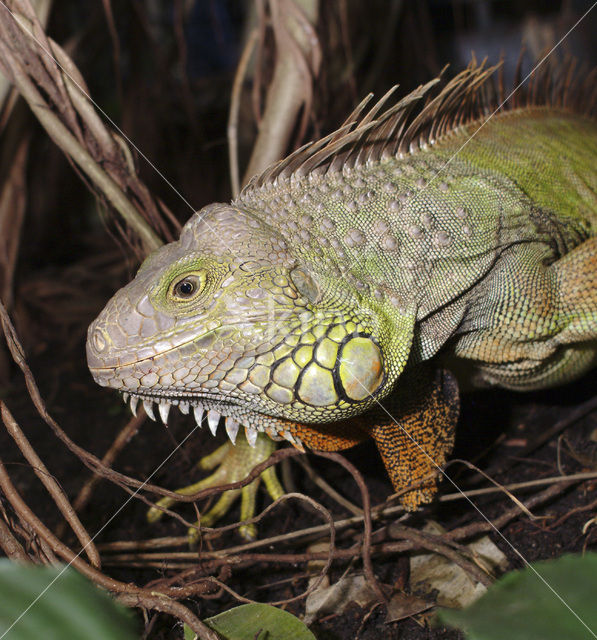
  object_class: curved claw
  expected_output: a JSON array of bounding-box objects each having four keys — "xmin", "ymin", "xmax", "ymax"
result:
[{"xmin": 147, "ymin": 431, "xmax": 283, "ymax": 543}]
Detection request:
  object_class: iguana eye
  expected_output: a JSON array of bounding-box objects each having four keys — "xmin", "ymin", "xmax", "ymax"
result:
[
  {"xmin": 175, "ymin": 279, "xmax": 195, "ymax": 296},
  {"xmin": 170, "ymin": 272, "xmax": 205, "ymax": 300}
]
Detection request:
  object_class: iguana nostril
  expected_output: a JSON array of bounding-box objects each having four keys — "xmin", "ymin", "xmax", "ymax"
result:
[{"xmin": 91, "ymin": 328, "xmax": 107, "ymax": 353}]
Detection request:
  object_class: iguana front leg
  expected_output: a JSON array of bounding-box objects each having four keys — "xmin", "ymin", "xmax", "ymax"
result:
[
  {"xmin": 147, "ymin": 431, "xmax": 283, "ymax": 542},
  {"xmin": 366, "ymin": 366, "xmax": 459, "ymax": 508},
  {"xmin": 282, "ymin": 364, "xmax": 460, "ymax": 510},
  {"xmin": 145, "ymin": 413, "xmax": 365, "ymax": 542}
]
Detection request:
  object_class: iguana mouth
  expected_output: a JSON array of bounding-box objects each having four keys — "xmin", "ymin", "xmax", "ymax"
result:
[{"xmin": 122, "ymin": 391, "xmax": 305, "ymax": 450}]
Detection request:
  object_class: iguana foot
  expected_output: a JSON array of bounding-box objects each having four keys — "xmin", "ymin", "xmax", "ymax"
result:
[{"xmin": 147, "ymin": 431, "xmax": 283, "ymax": 542}]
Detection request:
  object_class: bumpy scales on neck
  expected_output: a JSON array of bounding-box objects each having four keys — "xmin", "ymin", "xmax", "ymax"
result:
[{"xmin": 87, "ymin": 59, "xmax": 597, "ymax": 508}]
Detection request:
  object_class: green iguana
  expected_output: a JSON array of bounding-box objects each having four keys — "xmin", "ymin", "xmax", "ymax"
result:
[{"xmin": 87, "ymin": 60, "xmax": 597, "ymax": 537}]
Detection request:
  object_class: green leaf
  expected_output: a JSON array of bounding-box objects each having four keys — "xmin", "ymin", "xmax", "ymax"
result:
[
  {"xmin": 183, "ymin": 623, "xmax": 198, "ymax": 640},
  {"xmin": 436, "ymin": 553, "xmax": 597, "ymax": 640},
  {"xmin": 205, "ymin": 603, "xmax": 316, "ymax": 640},
  {"xmin": 0, "ymin": 560, "xmax": 136, "ymax": 640}
]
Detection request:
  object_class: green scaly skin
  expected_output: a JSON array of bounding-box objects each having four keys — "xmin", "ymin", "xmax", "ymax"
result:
[{"xmin": 87, "ymin": 63, "xmax": 597, "ymax": 538}]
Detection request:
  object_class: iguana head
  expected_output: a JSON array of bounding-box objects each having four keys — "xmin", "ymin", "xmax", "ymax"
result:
[{"xmin": 87, "ymin": 204, "xmax": 409, "ymax": 446}]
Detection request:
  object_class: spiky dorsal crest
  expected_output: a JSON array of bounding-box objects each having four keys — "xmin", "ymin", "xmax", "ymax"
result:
[{"xmin": 239, "ymin": 57, "xmax": 597, "ymax": 197}]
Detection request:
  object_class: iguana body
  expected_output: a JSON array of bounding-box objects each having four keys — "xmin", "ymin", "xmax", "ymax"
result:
[{"xmin": 87, "ymin": 62, "xmax": 597, "ymax": 518}]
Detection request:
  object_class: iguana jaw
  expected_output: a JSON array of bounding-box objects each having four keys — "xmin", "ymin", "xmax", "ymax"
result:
[{"xmin": 117, "ymin": 389, "xmax": 306, "ymax": 450}]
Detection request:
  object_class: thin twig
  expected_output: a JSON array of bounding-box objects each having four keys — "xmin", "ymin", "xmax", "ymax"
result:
[
  {"xmin": 100, "ymin": 0, "xmax": 123, "ymax": 106},
  {"xmin": 192, "ymin": 491, "xmax": 337, "ymax": 608},
  {"xmin": 0, "ymin": 401, "xmax": 101, "ymax": 568},
  {"xmin": 441, "ymin": 471, "xmax": 597, "ymax": 499},
  {"xmin": 228, "ymin": 27, "xmax": 259, "ymax": 198},
  {"xmin": 388, "ymin": 524, "xmax": 493, "ymax": 587},
  {"xmin": 486, "ymin": 394, "xmax": 597, "ymax": 476},
  {"xmin": 98, "ymin": 470, "xmax": 597, "ymax": 556},
  {"xmin": 55, "ymin": 411, "xmax": 146, "ymax": 539},
  {"xmin": 99, "ymin": 481, "xmax": 574, "ymax": 575},
  {"xmin": 0, "ymin": 516, "xmax": 29, "ymax": 561},
  {"xmin": 0, "ymin": 455, "xmax": 242, "ymax": 635},
  {"xmin": 446, "ymin": 459, "xmax": 535, "ymax": 519},
  {"xmin": 115, "ymin": 593, "xmax": 218, "ymax": 640},
  {"xmin": 71, "ymin": 412, "xmax": 146, "ymax": 514},
  {"xmin": 314, "ymin": 451, "xmax": 386, "ymax": 603},
  {"xmin": 294, "ymin": 455, "xmax": 363, "ymax": 515},
  {"xmin": 548, "ymin": 496, "xmax": 597, "ymax": 529},
  {"xmin": 445, "ymin": 481, "xmax": 572, "ymax": 542},
  {"xmin": 101, "ymin": 487, "xmax": 584, "ymax": 575}
]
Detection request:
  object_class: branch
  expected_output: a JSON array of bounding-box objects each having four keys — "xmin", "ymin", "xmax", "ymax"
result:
[
  {"xmin": 0, "ymin": 1, "xmax": 166, "ymax": 256},
  {"xmin": 242, "ymin": 0, "xmax": 321, "ymax": 184},
  {"xmin": 0, "ymin": 402, "xmax": 101, "ymax": 568}
]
